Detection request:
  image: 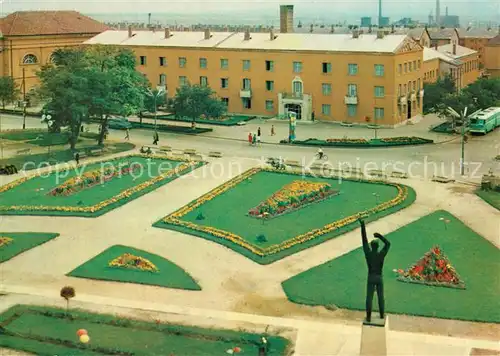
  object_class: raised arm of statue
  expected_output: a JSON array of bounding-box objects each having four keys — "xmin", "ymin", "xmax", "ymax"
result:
[
  {"xmin": 360, "ymin": 219, "xmax": 370, "ymax": 255},
  {"xmin": 374, "ymin": 232, "xmax": 390, "ymax": 256}
]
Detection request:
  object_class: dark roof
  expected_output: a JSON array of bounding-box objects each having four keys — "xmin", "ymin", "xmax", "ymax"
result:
[
  {"xmin": 427, "ymin": 28, "xmax": 457, "ymax": 40},
  {"xmin": 456, "ymin": 28, "xmax": 497, "ymax": 38},
  {"xmin": 0, "ymin": 11, "xmax": 109, "ymax": 36},
  {"xmin": 487, "ymin": 34, "xmax": 500, "ymax": 46}
]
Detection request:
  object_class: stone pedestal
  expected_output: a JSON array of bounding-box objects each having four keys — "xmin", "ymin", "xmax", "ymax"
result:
[{"xmin": 360, "ymin": 317, "xmax": 387, "ymax": 356}]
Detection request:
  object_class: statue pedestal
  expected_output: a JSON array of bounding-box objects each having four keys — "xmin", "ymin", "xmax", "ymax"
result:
[{"xmin": 360, "ymin": 317, "xmax": 387, "ymax": 356}]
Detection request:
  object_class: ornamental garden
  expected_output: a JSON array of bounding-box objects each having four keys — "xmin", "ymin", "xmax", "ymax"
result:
[{"xmin": 0, "ymin": 154, "xmax": 204, "ymax": 217}]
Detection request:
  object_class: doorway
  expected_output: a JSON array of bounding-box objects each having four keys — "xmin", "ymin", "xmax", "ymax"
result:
[
  {"xmin": 285, "ymin": 104, "xmax": 302, "ymax": 120},
  {"xmin": 407, "ymin": 100, "xmax": 412, "ymax": 119}
]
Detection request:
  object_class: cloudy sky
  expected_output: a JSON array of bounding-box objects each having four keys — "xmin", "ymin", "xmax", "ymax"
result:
[{"xmin": 1, "ymin": 0, "xmax": 499, "ymax": 22}]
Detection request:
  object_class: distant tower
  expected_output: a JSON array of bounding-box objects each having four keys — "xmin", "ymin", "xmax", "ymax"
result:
[
  {"xmin": 280, "ymin": 5, "xmax": 294, "ymax": 33},
  {"xmin": 378, "ymin": 0, "xmax": 383, "ymax": 27},
  {"xmin": 436, "ymin": 0, "xmax": 441, "ymax": 26}
]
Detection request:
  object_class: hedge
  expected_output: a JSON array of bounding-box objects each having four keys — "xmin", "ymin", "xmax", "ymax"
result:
[
  {"xmin": 281, "ymin": 137, "xmax": 434, "ymax": 148},
  {"xmin": 131, "ymin": 122, "xmax": 212, "ymax": 134}
]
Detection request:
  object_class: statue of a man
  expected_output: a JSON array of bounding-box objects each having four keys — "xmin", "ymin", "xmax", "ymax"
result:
[{"xmin": 359, "ymin": 218, "xmax": 391, "ymax": 323}]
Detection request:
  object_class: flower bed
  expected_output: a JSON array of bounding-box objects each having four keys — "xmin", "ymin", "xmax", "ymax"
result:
[
  {"xmin": 281, "ymin": 136, "xmax": 433, "ymax": 147},
  {"xmin": 396, "ymin": 246, "xmax": 465, "ymax": 289},
  {"xmin": 49, "ymin": 162, "xmax": 141, "ymax": 196},
  {"xmin": 248, "ymin": 180, "xmax": 338, "ymax": 218},
  {"xmin": 108, "ymin": 253, "xmax": 159, "ymax": 272},
  {"xmin": 143, "ymin": 113, "xmax": 258, "ymax": 126},
  {"xmin": 0, "ymin": 236, "xmax": 13, "ymax": 247},
  {"xmin": 156, "ymin": 168, "xmax": 414, "ymax": 263}
]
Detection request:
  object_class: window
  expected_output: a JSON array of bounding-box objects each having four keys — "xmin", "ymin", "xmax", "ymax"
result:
[
  {"xmin": 374, "ymin": 86, "xmax": 385, "ymax": 98},
  {"xmin": 293, "ymin": 61, "xmax": 303, "ymax": 73},
  {"xmin": 159, "ymin": 74, "xmax": 166, "ymax": 85},
  {"xmin": 242, "ymin": 78, "xmax": 251, "ymax": 90},
  {"xmin": 221, "ymin": 78, "xmax": 229, "ymax": 89},
  {"xmin": 375, "ymin": 107, "xmax": 385, "ymax": 119},
  {"xmin": 322, "ymin": 83, "xmax": 332, "ymax": 96},
  {"xmin": 139, "ymin": 56, "xmax": 147, "ymax": 66},
  {"xmin": 265, "ymin": 80, "xmax": 274, "ymax": 91},
  {"xmin": 266, "ymin": 100, "xmax": 274, "ymax": 111},
  {"xmin": 417, "ymin": 79, "xmax": 421, "ymax": 90},
  {"xmin": 413, "ymin": 61, "xmax": 416, "ymax": 70},
  {"xmin": 409, "ymin": 62, "xmax": 413, "ymax": 72},
  {"xmin": 321, "ymin": 104, "xmax": 331, "ymax": 116},
  {"xmin": 199, "ymin": 58, "xmax": 207, "ymax": 69},
  {"xmin": 159, "ymin": 57, "xmax": 167, "ymax": 66},
  {"xmin": 412, "ymin": 81, "xmax": 416, "ymax": 91},
  {"xmin": 293, "ymin": 80, "xmax": 303, "ymax": 95},
  {"xmin": 398, "ymin": 84, "xmax": 402, "ymax": 96},
  {"xmin": 179, "ymin": 57, "xmax": 187, "ymax": 68},
  {"xmin": 243, "ymin": 60, "xmax": 251, "ymax": 71},
  {"xmin": 348, "ymin": 63, "xmax": 358, "ymax": 75},
  {"xmin": 322, "ymin": 62, "xmax": 332, "ymax": 74},
  {"xmin": 374, "ymin": 64, "xmax": 384, "ymax": 76},
  {"xmin": 417, "ymin": 60, "xmax": 421, "ymax": 69},
  {"xmin": 265, "ymin": 60, "xmax": 274, "ymax": 72},
  {"xmin": 22, "ymin": 54, "xmax": 39, "ymax": 64},
  {"xmin": 200, "ymin": 76, "xmax": 208, "ymax": 86},
  {"xmin": 347, "ymin": 84, "xmax": 357, "ymax": 96},
  {"xmin": 403, "ymin": 84, "xmax": 407, "ymax": 94},
  {"xmin": 347, "ymin": 104, "xmax": 357, "ymax": 117},
  {"xmin": 404, "ymin": 63, "xmax": 408, "ymax": 73},
  {"xmin": 398, "ymin": 64, "xmax": 402, "ymax": 74},
  {"xmin": 220, "ymin": 58, "xmax": 229, "ymax": 69},
  {"xmin": 179, "ymin": 76, "xmax": 187, "ymax": 86},
  {"xmin": 242, "ymin": 97, "xmax": 252, "ymax": 109},
  {"xmin": 222, "ymin": 97, "xmax": 229, "ymax": 107}
]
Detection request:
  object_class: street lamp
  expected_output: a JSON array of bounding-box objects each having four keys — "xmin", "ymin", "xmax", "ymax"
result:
[
  {"xmin": 146, "ymin": 87, "xmax": 165, "ymax": 134},
  {"xmin": 41, "ymin": 113, "xmax": 53, "ymax": 155}
]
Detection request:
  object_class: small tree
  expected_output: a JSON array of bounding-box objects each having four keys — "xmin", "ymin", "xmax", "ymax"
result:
[
  {"xmin": 172, "ymin": 84, "xmax": 226, "ymax": 122},
  {"xmin": 60, "ymin": 286, "xmax": 75, "ymax": 315},
  {"xmin": 0, "ymin": 76, "xmax": 20, "ymax": 109}
]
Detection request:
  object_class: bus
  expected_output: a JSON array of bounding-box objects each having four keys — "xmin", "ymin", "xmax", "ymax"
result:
[{"xmin": 468, "ymin": 107, "xmax": 500, "ymax": 134}]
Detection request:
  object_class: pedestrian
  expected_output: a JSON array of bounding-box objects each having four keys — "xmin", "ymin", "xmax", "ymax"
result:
[
  {"xmin": 153, "ymin": 131, "xmax": 159, "ymax": 145},
  {"xmin": 248, "ymin": 132, "xmax": 253, "ymax": 145},
  {"xmin": 75, "ymin": 152, "xmax": 80, "ymax": 166},
  {"xmin": 125, "ymin": 128, "xmax": 130, "ymax": 140},
  {"xmin": 257, "ymin": 131, "xmax": 261, "ymax": 145},
  {"xmin": 270, "ymin": 125, "xmax": 275, "ymax": 136},
  {"xmin": 257, "ymin": 127, "xmax": 261, "ymax": 137},
  {"xmin": 252, "ymin": 133, "xmax": 257, "ymax": 146}
]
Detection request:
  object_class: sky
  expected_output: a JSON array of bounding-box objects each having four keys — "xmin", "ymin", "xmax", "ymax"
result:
[{"xmin": 1, "ymin": 0, "xmax": 499, "ymax": 23}]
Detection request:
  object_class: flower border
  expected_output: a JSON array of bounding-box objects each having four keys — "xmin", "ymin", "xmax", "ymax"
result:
[
  {"xmin": 0, "ymin": 154, "xmax": 203, "ymax": 215},
  {"xmin": 108, "ymin": 253, "xmax": 159, "ymax": 273},
  {"xmin": 161, "ymin": 168, "xmax": 410, "ymax": 257}
]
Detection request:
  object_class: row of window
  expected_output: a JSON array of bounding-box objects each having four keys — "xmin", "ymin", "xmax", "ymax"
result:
[
  {"xmin": 397, "ymin": 79, "xmax": 422, "ymax": 97},
  {"xmin": 464, "ymin": 59, "xmax": 478, "ymax": 73},
  {"xmin": 423, "ymin": 69, "xmax": 439, "ymax": 80},
  {"xmin": 141, "ymin": 55, "xmax": 386, "ymax": 76},
  {"xmin": 21, "ymin": 53, "xmax": 56, "ymax": 65},
  {"xmin": 321, "ymin": 104, "xmax": 385, "ymax": 119},
  {"xmin": 397, "ymin": 59, "xmax": 422, "ymax": 75}
]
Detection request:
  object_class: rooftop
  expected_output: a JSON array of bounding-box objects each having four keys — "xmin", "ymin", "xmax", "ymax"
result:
[
  {"xmin": 427, "ymin": 28, "xmax": 457, "ymax": 40},
  {"xmin": 86, "ymin": 30, "xmax": 410, "ymax": 53},
  {"xmin": 423, "ymin": 47, "xmax": 461, "ymax": 65},
  {"xmin": 487, "ymin": 34, "xmax": 500, "ymax": 46},
  {"xmin": 456, "ymin": 28, "xmax": 498, "ymax": 38},
  {"xmin": 0, "ymin": 11, "xmax": 109, "ymax": 37},
  {"xmin": 437, "ymin": 43, "xmax": 477, "ymax": 59}
]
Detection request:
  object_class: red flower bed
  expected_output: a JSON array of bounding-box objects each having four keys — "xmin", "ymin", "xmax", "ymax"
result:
[
  {"xmin": 325, "ymin": 138, "xmax": 368, "ymax": 144},
  {"xmin": 396, "ymin": 246, "xmax": 465, "ymax": 289}
]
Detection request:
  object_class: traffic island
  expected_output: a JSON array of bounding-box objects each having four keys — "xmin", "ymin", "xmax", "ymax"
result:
[{"xmin": 0, "ymin": 232, "xmax": 59, "ymax": 263}]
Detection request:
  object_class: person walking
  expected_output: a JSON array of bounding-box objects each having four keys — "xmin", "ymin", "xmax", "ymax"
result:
[
  {"xmin": 75, "ymin": 152, "xmax": 80, "ymax": 166},
  {"xmin": 125, "ymin": 128, "xmax": 130, "ymax": 140},
  {"xmin": 153, "ymin": 131, "xmax": 159, "ymax": 145},
  {"xmin": 257, "ymin": 131, "xmax": 261, "ymax": 145},
  {"xmin": 248, "ymin": 132, "xmax": 253, "ymax": 145},
  {"xmin": 257, "ymin": 127, "xmax": 261, "ymax": 137},
  {"xmin": 270, "ymin": 125, "xmax": 275, "ymax": 136},
  {"xmin": 252, "ymin": 133, "xmax": 257, "ymax": 146}
]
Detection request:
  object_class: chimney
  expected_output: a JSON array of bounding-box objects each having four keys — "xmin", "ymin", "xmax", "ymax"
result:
[
  {"xmin": 352, "ymin": 29, "xmax": 360, "ymax": 38},
  {"xmin": 376, "ymin": 29, "xmax": 385, "ymax": 39},
  {"xmin": 330, "ymin": 25, "xmax": 335, "ymax": 33},
  {"xmin": 452, "ymin": 42, "xmax": 457, "ymax": 55},
  {"xmin": 280, "ymin": 5, "xmax": 294, "ymax": 33},
  {"xmin": 204, "ymin": 28, "xmax": 211, "ymax": 39},
  {"xmin": 435, "ymin": 42, "xmax": 438, "ymax": 50},
  {"xmin": 270, "ymin": 27, "xmax": 276, "ymax": 40},
  {"xmin": 128, "ymin": 25, "xmax": 133, "ymax": 38},
  {"xmin": 310, "ymin": 24, "xmax": 314, "ymax": 33},
  {"xmin": 244, "ymin": 28, "xmax": 251, "ymax": 41},
  {"xmin": 164, "ymin": 27, "xmax": 171, "ymax": 38}
]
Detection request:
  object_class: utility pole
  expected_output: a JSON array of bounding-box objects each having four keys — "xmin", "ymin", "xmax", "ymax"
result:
[{"xmin": 22, "ymin": 68, "xmax": 26, "ymax": 130}]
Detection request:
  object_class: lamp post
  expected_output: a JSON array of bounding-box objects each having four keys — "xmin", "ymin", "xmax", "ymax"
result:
[
  {"xmin": 41, "ymin": 113, "xmax": 53, "ymax": 155},
  {"xmin": 146, "ymin": 87, "xmax": 165, "ymax": 134}
]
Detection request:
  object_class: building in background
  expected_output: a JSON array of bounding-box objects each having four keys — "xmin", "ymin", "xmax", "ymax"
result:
[
  {"xmin": 361, "ymin": 17, "xmax": 372, "ymax": 27},
  {"xmin": 280, "ymin": 5, "xmax": 294, "ymax": 34},
  {"xmin": 484, "ymin": 35, "xmax": 500, "ymax": 77},
  {"xmin": 456, "ymin": 27, "xmax": 498, "ymax": 66}
]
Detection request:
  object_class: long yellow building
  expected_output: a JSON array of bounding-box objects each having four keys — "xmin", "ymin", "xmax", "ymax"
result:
[{"xmin": 87, "ymin": 28, "xmax": 425, "ymax": 126}]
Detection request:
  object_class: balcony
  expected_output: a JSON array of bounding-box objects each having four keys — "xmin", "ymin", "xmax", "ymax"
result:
[
  {"xmin": 282, "ymin": 92, "xmax": 304, "ymax": 100},
  {"xmin": 239, "ymin": 89, "xmax": 252, "ymax": 98},
  {"xmin": 344, "ymin": 95, "xmax": 358, "ymax": 105},
  {"xmin": 419, "ymin": 89, "xmax": 425, "ymax": 97},
  {"xmin": 399, "ymin": 95, "xmax": 407, "ymax": 105}
]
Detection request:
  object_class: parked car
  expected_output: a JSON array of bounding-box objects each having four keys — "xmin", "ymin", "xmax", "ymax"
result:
[{"xmin": 108, "ymin": 117, "xmax": 132, "ymax": 130}]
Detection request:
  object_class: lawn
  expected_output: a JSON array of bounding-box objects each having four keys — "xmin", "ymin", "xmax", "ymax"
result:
[
  {"xmin": 0, "ymin": 305, "xmax": 290, "ymax": 356},
  {"xmin": 154, "ymin": 169, "xmax": 415, "ymax": 264},
  {"xmin": 476, "ymin": 189, "xmax": 500, "ymax": 211},
  {"xmin": 0, "ymin": 129, "xmax": 71, "ymax": 146},
  {"xmin": 67, "ymin": 245, "xmax": 201, "ymax": 290},
  {"xmin": 0, "ymin": 154, "xmax": 205, "ymax": 217},
  {"xmin": 0, "ymin": 232, "xmax": 59, "ymax": 263},
  {"xmin": 281, "ymin": 210, "xmax": 500, "ymax": 323}
]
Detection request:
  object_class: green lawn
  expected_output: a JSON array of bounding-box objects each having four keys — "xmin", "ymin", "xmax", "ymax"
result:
[
  {"xmin": 0, "ymin": 142, "xmax": 135, "ymax": 171},
  {"xmin": 476, "ymin": 189, "xmax": 500, "ymax": 211},
  {"xmin": 0, "ymin": 232, "xmax": 59, "ymax": 263},
  {"xmin": 0, "ymin": 155, "xmax": 204, "ymax": 217},
  {"xmin": 67, "ymin": 245, "xmax": 201, "ymax": 290},
  {"xmin": 282, "ymin": 210, "xmax": 500, "ymax": 323},
  {"xmin": 0, "ymin": 305, "xmax": 290, "ymax": 356},
  {"xmin": 155, "ymin": 170, "xmax": 415, "ymax": 264},
  {"xmin": 0, "ymin": 130, "xmax": 71, "ymax": 146}
]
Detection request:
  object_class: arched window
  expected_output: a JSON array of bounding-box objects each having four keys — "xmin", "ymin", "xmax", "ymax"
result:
[
  {"xmin": 22, "ymin": 54, "xmax": 38, "ymax": 64},
  {"xmin": 48, "ymin": 53, "xmax": 56, "ymax": 64}
]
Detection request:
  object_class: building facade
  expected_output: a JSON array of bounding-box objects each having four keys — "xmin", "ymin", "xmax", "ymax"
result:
[
  {"xmin": 484, "ymin": 35, "xmax": 500, "ymax": 78},
  {"xmin": 0, "ymin": 11, "xmax": 108, "ymax": 96},
  {"xmin": 456, "ymin": 28, "xmax": 498, "ymax": 66},
  {"xmin": 87, "ymin": 28, "xmax": 425, "ymax": 126}
]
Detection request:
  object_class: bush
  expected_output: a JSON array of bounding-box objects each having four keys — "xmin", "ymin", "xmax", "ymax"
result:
[
  {"xmin": 196, "ymin": 212, "xmax": 205, "ymax": 220},
  {"xmin": 256, "ymin": 234, "xmax": 267, "ymax": 243}
]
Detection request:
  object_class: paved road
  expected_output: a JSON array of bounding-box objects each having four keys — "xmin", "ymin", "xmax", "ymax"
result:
[{"xmin": 2, "ymin": 113, "xmax": 499, "ymax": 181}]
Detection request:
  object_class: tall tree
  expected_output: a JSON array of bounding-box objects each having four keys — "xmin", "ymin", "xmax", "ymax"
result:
[
  {"xmin": 172, "ymin": 84, "xmax": 226, "ymax": 121},
  {"xmin": 423, "ymin": 75, "xmax": 456, "ymax": 114},
  {"xmin": 0, "ymin": 76, "xmax": 20, "ymax": 109}
]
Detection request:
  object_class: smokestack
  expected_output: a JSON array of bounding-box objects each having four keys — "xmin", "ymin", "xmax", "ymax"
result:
[
  {"xmin": 436, "ymin": 0, "xmax": 441, "ymax": 26},
  {"xmin": 435, "ymin": 42, "xmax": 438, "ymax": 50},
  {"xmin": 270, "ymin": 27, "xmax": 276, "ymax": 40},
  {"xmin": 204, "ymin": 28, "xmax": 211, "ymax": 40},
  {"xmin": 244, "ymin": 28, "xmax": 251, "ymax": 41},
  {"xmin": 280, "ymin": 5, "xmax": 294, "ymax": 33},
  {"xmin": 378, "ymin": 0, "xmax": 382, "ymax": 27},
  {"xmin": 164, "ymin": 27, "xmax": 171, "ymax": 38},
  {"xmin": 310, "ymin": 24, "xmax": 314, "ymax": 33},
  {"xmin": 445, "ymin": 6, "xmax": 448, "ymax": 16},
  {"xmin": 128, "ymin": 25, "xmax": 133, "ymax": 38}
]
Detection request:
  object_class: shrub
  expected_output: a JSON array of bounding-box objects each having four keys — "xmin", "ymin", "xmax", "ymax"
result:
[{"xmin": 256, "ymin": 234, "xmax": 267, "ymax": 243}]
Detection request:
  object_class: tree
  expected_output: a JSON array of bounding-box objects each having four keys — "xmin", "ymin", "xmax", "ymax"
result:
[
  {"xmin": 0, "ymin": 76, "xmax": 20, "ymax": 109},
  {"xmin": 60, "ymin": 286, "xmax": 75, "ymax": 316},
  {"xmin": 172, "ymin": 84, "xmax": 226, "ymax": 121},
  {"xmin": 423, "ymin": 75, "xmax": 455, "ymax": 114}
]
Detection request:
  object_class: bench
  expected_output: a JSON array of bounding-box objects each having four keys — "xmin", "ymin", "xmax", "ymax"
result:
[
  {"xmin": 188, "ymin": 154, "xmax": 204, "ymax": 161},
  {"xmin": 169, "ymin": 153, "xmax": 187, "ymax": 160},
  {"xmin": 432, "ymin": 175, "xmax": 455, "ymax": 183},
  {"xmin": 368, "ymin": 169, "xmax": 387, "ymax": 177},
  {"xmin": 284, "ymin": 160, "xmax": 303, "ymax": 167},
  {"xmin": 16, "ymin": 148, "xmax": 31, "ymax": 155},
  {"xmin": 208, "ymin": 151, "xmax": 223, "ymax": 158},
  {"xmin": 183, "ymin": 148, "xmax": 197, "ymax": 155},
  {"xmin": 391, "ymin": 171, "xmax": 408, "ymax": 179},
  {"xmin": 79, "ymin": 147, "xmax": 103, "ymax": 159},
  {"xmin": 159, "ymin": 145, "xmax": 172, "ymax": 153}
]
